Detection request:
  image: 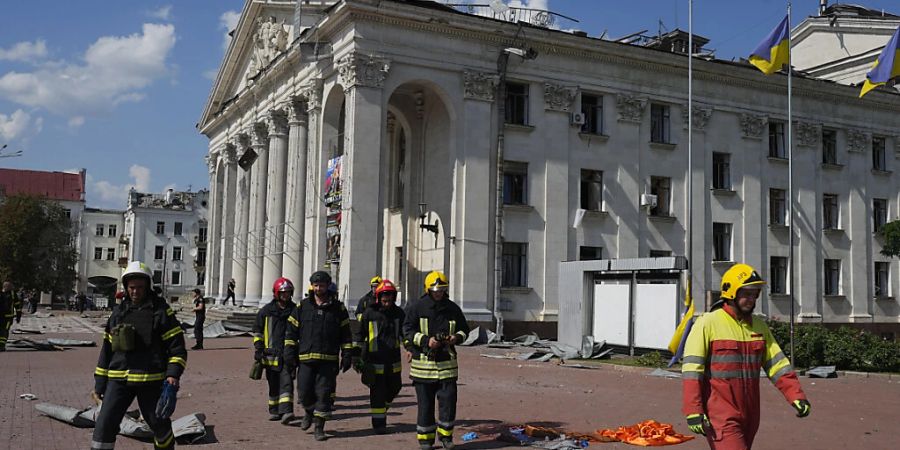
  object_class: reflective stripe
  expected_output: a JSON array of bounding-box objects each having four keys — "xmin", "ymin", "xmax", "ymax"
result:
[
  {"xmin": 710, "ymin": 369, "xmax": 761, "ymax": 379},
  {"xmin": 268, "ymin": 399, "xmax": 278, "ymax": 406},
  {"xmin": 168, "ymin": 356, "xmax": 186, "ymax": 368},
  {"xmin": 417, "ymin": 425, "xmax": 437, "ymax": 433},
  {"xmin": 414, "ymin": 332, "xmax": 426, "ymax": 348},
  {"xmin": 104, "ymin": 333, "xmax": 112, "ymax": 343},
  {"xmin": 341, "ymin": 343, "xmax": 354, "ymax": 350},
  {"xmin": 95, "ymin": 367, "xmax": 109, "ymax": 377},
  {"xmin": 340, "ymin": 319, "xmax": 350, "ymax": 327},
  {"xmin": 155, "ymin": 431, "xmax": 174, "ymax": 448},
  {"xmin": 264, "ymin": 317, "xmax": 270, "ymax": 350},
  {"xmin": 252, "ymin": 336, "xmax": 263, "ymax": 343},
  {"xmin": 313, "ymin": 410, "xmax": 332, "ymax": 419},
  {"xmin": 368, "ymin": 322, "xmax": 377, "ymax": 353},
  {"xmin": 420, "ymin": 318, "xmax": 429, "ymax": 335},
  {"xmin": 711, "ymin": 354, "xmax": 761, "ymax": 364},
  {"xmin": 91, "ymin": 440, "xmax": 116, "ymax": 449},
  {"xmin": 449, "ymin": 320, "xmax": 456, "ymax": 335},
  {"xmin": 682, "ymin": 356, "xmax": 705, "ymax": 365},
  {"xmin": 298, "ymin": 353, "xmax": 339, "ymax": 361},
  {"xmin": 682, "ymin": 371, "xmax": 704, "ymax": 380},
  {"xmin": 770, "ymin": 364, "xmax": 793, "ymax": 384},
  {"xmin": 417, "ymin": 433, "xmax": 436, "ymax": 441},
  {"xmin": 371, "ymin": 407, "xmax": 387, "ymax": 414},
  {"xmin": 437, "ymin": 426, "xmax": 453, "ymax": 437},
  {"xmin": 410, "ymin": 367, "xmax": 459, "ymax": 380},
  {"xmin": 104, "ymin": 369, "xmax": 166, "ymax": 382},
  {"xmin": 278, "ymin": 396, "xmax": 293, "ymax": 404},
  {"xmin": 161, "ymin": 326, "xmax": 183, "ymax": 341},
  {"xmin": 165, "ymin": 308, "xmax": 175, "ymax": 317},
  {"xmin": 763, "ymin": 351, "xmax": 787, "ymax": 372},
  {"xmin": 288, "ymin": 315, "xmax": 299, "ymax": 327},
  {"xmin": 410, "ymin": 359, "xmax": 458, "ymax": 370},
  {"xmin": 283, "ymin": 339, "xmax": 296, "ymax": 346}
]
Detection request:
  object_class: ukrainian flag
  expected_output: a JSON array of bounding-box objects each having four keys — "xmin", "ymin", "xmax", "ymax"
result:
[
  {"xmin": 860, "ymin": 26, "xmax": 900, "ymax": 98},
  {"xmin": 667, "ymin": 281, "xmax": 695, "ymax": 367},
  {"xmin": 749, "ymin": 15, "xmax": 790, "ymax": 75}
]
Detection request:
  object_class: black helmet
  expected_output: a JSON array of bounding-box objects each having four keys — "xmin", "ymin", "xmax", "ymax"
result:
[{"xmin": 309, "ymin": 270, "xmax": 332, "ymax": 285}]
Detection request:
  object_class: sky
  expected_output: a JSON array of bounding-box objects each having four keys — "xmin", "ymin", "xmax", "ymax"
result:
[{"xmin": 0, "ymin": 0, "xmax": 897, "ymax": 209}]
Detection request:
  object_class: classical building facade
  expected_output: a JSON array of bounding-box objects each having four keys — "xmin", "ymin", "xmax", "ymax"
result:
[
  {"xmin": 78, "ymin": 208, "xmax": 126, "ymax": 299},
  {"xmin": 200, "ymin": 0, "xmax": 900, "ymax": 333}
]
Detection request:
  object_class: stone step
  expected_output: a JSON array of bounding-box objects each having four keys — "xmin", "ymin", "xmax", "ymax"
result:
[{"xmin": 176, "ymin": 306, "xmax": 258, "ymax": 329}]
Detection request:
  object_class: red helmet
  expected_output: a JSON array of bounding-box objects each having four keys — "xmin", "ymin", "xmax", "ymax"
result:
[
  {"xmin": 375, "ymin": 279, "xmax": 397, "ymax": 298},
  {"xmin": 115, "ymin": 291, "xmax": 125, "ymax": 300},
  {"xmin": 272, "ymin": 277, "xmax": 294, "ymax": 295}
]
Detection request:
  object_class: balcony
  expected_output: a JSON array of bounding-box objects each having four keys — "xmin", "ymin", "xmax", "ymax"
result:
[{"xmin": 194, "ymin": 236, "xmax": 207, "ymax": 246}]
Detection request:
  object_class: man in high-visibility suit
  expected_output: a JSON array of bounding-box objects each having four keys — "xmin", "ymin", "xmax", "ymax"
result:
[
  {"xmin": 682, "ymin": 263, "xmax": 810, "ymax": 450},
  {"xmin": 252, "ymin": 277, "xmax": 298, "ymax": 423},
  {"xmin": 403, "ymin": 271, "xmax": 469, "ymax": 450}
]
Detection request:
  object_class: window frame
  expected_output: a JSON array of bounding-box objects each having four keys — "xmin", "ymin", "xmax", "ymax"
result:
[
  {"xmin": 156, "ymin": 221, "xmax": 165, "ymax": 235},
  {"xmin": 873, "ymin": 198, "xmax": 888, "ymax": 233},
  {"xmin": 650, "ymin": 103, "xmax": 671, "ymax": 144},
  {"xmin": 822, "ymin": 128, "xmax": 837, "ymax": 164},
  {"xmin": 502, "ymin": 161, "xmax": 528, "ymax": 206},
  {"xmin": 154, "ymin": 245, "xmax": 164, "ymax": 260},
  {"xmin": 578, "ymin": 246, "xmax": 603, "ymax": 261},
  {"xmin": 108, "ymin": 224, "xmax": 117, "ymax": 237},
  {"xmin": 173, "ymin": 222, "xmax": 183, "ymax": 236},
  {"xmin": 171, "ymin": 271, "xmax": 182, "ymax": 286},
  {"xmin": 712, "ymin": 222, "xmax": 732, "ymax": 262},
  {"xmin": 874, "ymin": 261, "xmax": 890, "ymax": 297},
  {"xmin": 95, "ymin": 224, "xmax": 105, "ymax": 237},
  {"xmin": 580, "ymin": 93, "xmax": 603, "ymax": 135},
  {"xmin": 501, "ymin": 242, "xmax": 528, "ymax": 288},
  {"xmin": 580, "ymin": 169, "xmax": 603, "ymax": 211},
  {"xmin": 770, "ymin": 256, "xmax": 788, "ymax": 295},
  {"xmin": 106, "ymin": 248, "xmax": 115, "ymax": 261},
  {"xmin": 650, "ymin": 176, "xmax": 672, "ymax": 217},
  {"xmin": 873, "ymin": 136, "xmax": 887, "ymax": 171},
  {"xmin": 769, "ymin": 188, "xmax": 787, "ymax": 226},
  {"xmin": 94, "ymin": 247, "xmax": 103, "ymax": 260},
  {"xmin": 505, "ymin": 82, "xmax": 529, "ymax": 126},
  {"xmin": 823, "ymin": 193, "xmax": 839, "ymax": 230},
  {"xmin": 172, "ymin": 246, "xmax": 183, "ymax": 261},
  {"xmin": 712, "ymin": 152, "xmax": 731, "ymax": 190},
  {"xmin": 824, "ymin": 259, "xmax": 841, "ymax": 295},
  {"xmin": 768, "ymin": 122, "xmax": 786, "ymax": 158}
]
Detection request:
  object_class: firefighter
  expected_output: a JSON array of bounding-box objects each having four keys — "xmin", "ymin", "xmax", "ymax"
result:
[
  {"xmin": 92, "ymin": 261, "xmax": 187, "ymax": 450},
  {"xmin": 284, "ymin": 270, "xmax": 354, "ymax": 441},
  {"xmin": 0, "ymin": 281, "xmax": 22, "ymax": 351},
  {"xmin": 355, "ymin": 279, "xmax": 405, "ymax": 434},
  {"xmin": 403, "ymin": 271, "xmax": 469, "ymax": 450},
  {"xmin": 355, "ymin": 276, "xmax": 382, "ymax": 321},
  {"xmin": 252, "ymin": 277, "xmax": 298, "ymax": 424},
  {"xmin": 682, "ymin": 263, "xmax": 810, "ymax": 450}
]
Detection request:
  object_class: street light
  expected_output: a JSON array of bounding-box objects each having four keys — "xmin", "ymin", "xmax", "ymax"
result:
[{"xmin": 0, "ymin": 144, "xmax": 24, "ymax": 158}]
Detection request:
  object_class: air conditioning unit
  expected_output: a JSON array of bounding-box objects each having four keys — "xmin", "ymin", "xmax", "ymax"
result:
[
  {"xmin": 570, "ymin": 112, "xmax": 585, "ymax": 126},
  {"xmin": 640, "ymin": 193, "xmax": 658, "ymax": 208}
]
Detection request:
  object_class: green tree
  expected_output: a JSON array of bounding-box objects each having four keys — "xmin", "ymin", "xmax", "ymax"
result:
[
  {"xmin": 881, "ymin": 220, "xmax": 900, "ymax": 258},
  {"xmin": 0, "ymin": 194, "xmax": 78, "ymax": 294}
]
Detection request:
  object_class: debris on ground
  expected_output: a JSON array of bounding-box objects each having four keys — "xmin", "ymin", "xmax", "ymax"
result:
[
  {"xmin": 806, "ymin": 366, "xmax": 837, "ymax": 378},
  {"xmin": 7, "ymin": 339, "xmax": 64, "ymax": 351},
  {"xmin": 35, "ymin": 402, "xmax": 207, "ymax": 443},
  {"xmin": 10, "ymin": 328, "xmax": 43, "ymax": 334},
  {"xmin": 596, "ymin": 420, "xmax": 694, "ymax": 446},
  {"xmin": 19, "ymin": 393, "xmax": 38, "ymax": 401},
  {"xmin": 46, "ymin": 338, "xmax": 96, "ymax": 347},
  {"xmin": 181, "ymin": 319, "xmax": 252, "ymax": 338},
  {"xmin": 648, "ymin": 368, "xmax": 682, "ymax": 379},
  {"xmin": 479, "ymin": 333, "xmax": 613, "ymax": 365}
]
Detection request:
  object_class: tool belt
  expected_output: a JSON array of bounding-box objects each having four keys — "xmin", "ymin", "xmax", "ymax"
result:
[{"xmin": 110, "ymin": 323, "xmax": 137, "ymax": 352}]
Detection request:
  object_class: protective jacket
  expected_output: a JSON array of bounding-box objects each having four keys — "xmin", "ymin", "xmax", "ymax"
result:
[
  {"xmin": 94, "ymin": 295, "xmax": 187, "ymax": 386},
  {"xmin": 403, "ymin": 294, "xmax": 469, "ymax": 382},
  {"xmin": 355, "ymin": 291, "xmax": 375, "ymax": 322},
  {"xmin": 252, "ymin": 299, "xmax": 297, "ymax": 369},
  {"xmin": 355, "ymin": 303, "xmax": 406, "ymax": 375},
  {"xmin": 284, "ymin": 294, "xmax": 353, "ymax": 363},
  {"xmin": 0, "ymin": 290, "xmax": 21, "ymax": 319},
  {"xmin": 681, "ymin": 304, "xmax": 806, "ymax": 445}
]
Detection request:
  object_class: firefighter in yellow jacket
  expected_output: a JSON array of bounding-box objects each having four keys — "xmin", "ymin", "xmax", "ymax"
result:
[
  {"xmin": 682, "ymin": 263, "xmax": 810, "ymax": 450},
  {"xmin": 403, "ymin": 271, "xmax": 469, "ymax": 450}
]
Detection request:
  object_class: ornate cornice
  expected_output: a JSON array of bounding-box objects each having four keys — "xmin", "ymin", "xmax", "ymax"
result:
[
  {"xmin": 266, "ymin": 110, "xmax": 289, "ymax": 136},
  {"xmin": 336, "ymin": 52, "xmax": 391, "ymax": 90},
  {"xmin": 681, "ymin": 104, "xmax": 713, "ymax": 130},
  {"xmin": 285, "ymin": 98, "xmax": 309, "ymax": 125},
  {"xmin": 739, "ymin": 113, "xmax": 767, "ymax": 140},
  {"xmin": 795, "ymin": 121, "xmax": 820, "ymax": 148},
  {"xmin": 544, "ymin": 83, "xmax": 577, "ymax": 112},
  {"xmin": 205, "ymin": 153, "xmax": 217, "ymax": 175},
  {"xmin": 250, "ymin": 122, "xmax": 269, "ymax": 148},
  {"xmin": 463, "ymin": 70, "xmax": 497, "ymax": 102},
  {"xmin": 616, "ymin": 94, "xmax": 646, "ymax": 123},
  {"xmin": 847, "ymin": 128, "xmax": 868, "ymax": 153},
  {"xmin": 222, "ymin": 144, "xmax": 237, "ymax": 166},
  {"xmin": 299, "ymin": 80, "xmax": 322, "ymax": 111}
]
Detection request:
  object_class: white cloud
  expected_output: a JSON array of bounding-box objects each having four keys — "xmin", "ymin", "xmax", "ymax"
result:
[
  {"xmin": 0, "ymin": 109, "xmax": 42, "ymax": 141},
  {"xmin": 86, "ymin": 164, "xmax": 153, "ymax": 208},
  {"xmin": 220, "ymin": 10, "xmax": 241, "ymax": 51},
  {"xmin": 129, "ymin": 164, "xmax": 151, "ymax": 192},
  {"xmin": 0, "ymin": 40, "xmax": 48, "ymax": 61},
  {"xmin": 202, "ymin": 68, "xmax": 218, "ymax": 81},
  {"xmin": 148, "ymin": 5, "xmax": 173, "ymax": 21},
  {"xmin": 0, "ymin": 24, "xmax": 176, "ymax": 120},
  {"xmin": 68, "ymin": 116, "xmax": 85, "ymax": 128}
]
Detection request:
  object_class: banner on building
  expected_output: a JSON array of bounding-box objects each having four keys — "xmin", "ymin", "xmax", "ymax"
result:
[{"xmin": 324, "ymin": 156, "xmax": 343, "ymax": 265}]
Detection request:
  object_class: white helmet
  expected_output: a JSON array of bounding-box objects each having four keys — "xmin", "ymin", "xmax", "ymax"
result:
[{"xmin": 122, "ymin": 261, "xmax": 153, "ymax": 284}]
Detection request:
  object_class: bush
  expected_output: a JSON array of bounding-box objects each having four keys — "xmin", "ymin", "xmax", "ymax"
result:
[
  {"xmin": 635, "ymin": 351, "xmax": 666, "ymax": 368},
  {"xmin": 766, "ymin": 319, "xmax": 900, "ymax": 372}
]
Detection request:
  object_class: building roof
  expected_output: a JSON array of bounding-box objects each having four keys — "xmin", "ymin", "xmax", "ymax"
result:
[{"xmin": 0, "ymin": 168, "xmax": 85, "ymax": 202}]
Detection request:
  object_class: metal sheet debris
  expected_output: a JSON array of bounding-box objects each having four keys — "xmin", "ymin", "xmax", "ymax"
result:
[
  {"xmin": 806, "ymin": 366, "xmax": 837, "ymax": 378},
  {"xmin": 649, "ymin": 368, "xmax": 682, "ymax": 379},
  {"xmin": 35, "ymin": 402, "xmax": 207, "ymax": 443}
]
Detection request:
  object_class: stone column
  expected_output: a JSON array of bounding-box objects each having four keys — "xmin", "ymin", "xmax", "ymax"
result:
[
  {"xmin": 233, "ymin": 134, "xmax": 252, "ymax": 302},
  {"xmin": 303, "ymin": 82, "xmax": 323, "ymax": 280},
  {"xmin": 283, "ymin": 99, "xmax": 309, "ymax": 284},
  {"xmin": 614, "ymin": 94, "xmax": 646, "ymax": 260},
  {"xmin": 244, "ymin": 122, "xmax": 270, "ymax": 307},
  {"xmin": 205, "ymin": 151, "xmax": 220, "ymax": 297},
  {"xmin": 218, "ymin": 145, "xmax": 237, "ymax": 300},
  {"xmin": 262, "ymin": 111, "xmax": 289, "ymax": 294}
]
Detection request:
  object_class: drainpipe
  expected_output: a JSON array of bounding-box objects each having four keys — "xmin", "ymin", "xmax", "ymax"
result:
[{"xmin": 492, "ymin": 50, "xmax": 511, "ymax": 341}]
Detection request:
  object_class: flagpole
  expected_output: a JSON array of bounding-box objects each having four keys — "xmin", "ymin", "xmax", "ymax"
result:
[
  {"xmin": 787, "ymin": 2, "xmax": 796, "ymax": 367},
  {"xmin": 686, "ymin": 0, "xmax": 694, "ymax": 330}
]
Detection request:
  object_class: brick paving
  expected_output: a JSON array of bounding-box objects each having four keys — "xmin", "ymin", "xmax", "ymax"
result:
[{"xmin": 1, "ymin": 314, "xmax": 898, "ymax": 449}]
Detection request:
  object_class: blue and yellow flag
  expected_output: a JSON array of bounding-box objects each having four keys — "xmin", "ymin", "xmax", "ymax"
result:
[
  {"xmin": 667, "ymin": 280, "xmax": 695, "ymax": 367},
  {"xmin": 860, "ymin": 26, "xmax": 900, "ymax": 98},
  {"xmin": 749, "ymin": 15, "xmax": 790, "ymax": 75}
]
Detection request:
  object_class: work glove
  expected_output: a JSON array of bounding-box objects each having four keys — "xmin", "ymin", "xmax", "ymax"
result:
[
  {"xmin": 686, "ymin": 414, "xmax": 709, "ymax": 436},
  {"xmin": 155, "ymin": 381, "xmax": 179, "ymax": 420},
  {"xmin": 283, "ymin": 354, "xmax": 297, "ymax": 373},
  {"xmin": 254, "ymin": 348, "xmax": 265, "ymax": 362},
  {"xmin": 340, "ymin": 353, "xmax": 353, "ymax": 373},
  {"xmin": 93, "ymin": 380, "xmax": 107, "ymax": 401},
  {"xmin": 792, "ymin": 399, "xmax": 811, "ymax": 418}
]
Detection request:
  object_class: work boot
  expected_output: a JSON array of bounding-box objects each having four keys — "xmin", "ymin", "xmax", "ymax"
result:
[
  {"xmin": 191, "ymin": 344, "xmax": 203, "ymax": 350},
  {"xmin": 280, "ymin": 412, "xmax": 294, "ymax": 425},
  {"xmin": 439, "ymin": 437, "xmax": 455, "ymax": 450},
  {"xmin": 268, "ymin": 413, "xmax": 281, "ymax": 421},
  {"xmin": 374, "ymin": 426, "xmax": 388, "ymax": 435},
  {"xmin": 418, "ymin": 443, "xmax": 432, "ymax": 450},
  {"xmin": 300, "ymin": 410, "xmax": 313, "ymax": 430},
  {"xmin": 314, "ymin": 417, "xmax": 327, "ymax": 441}
]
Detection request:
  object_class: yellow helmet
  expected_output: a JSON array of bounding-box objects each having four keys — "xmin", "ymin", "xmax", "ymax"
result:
[
  {"xmin": 370, "ymin": 276, "xmax": 383, "ymax": 287},
  {"xmin": 720, "ymin": 263, "xmax": 766, "ymax": 300},
  {"xmin": 424, "ymin": 271, "xmax": 449, "ymax": 292}
]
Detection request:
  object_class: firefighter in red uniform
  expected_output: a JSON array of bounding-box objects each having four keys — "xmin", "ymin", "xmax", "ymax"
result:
[
  {"xmin": 682, "ymin": 263, "xmax": 810, "ymax": 450},
  {"xmin": 252, "ymin": 277, "xmax": 298, "ymax": 423}
]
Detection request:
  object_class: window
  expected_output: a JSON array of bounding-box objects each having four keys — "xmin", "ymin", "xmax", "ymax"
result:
[
  {"xmin": 197, "ymin": 272, "xmax": 205, "ymax": 286},
  {"xmin": 581, "ymin": 94, "xmax": 603, "ymax": 134},
  {"xmin": 156, "ymin": 221, "xmax": 165, "ymax": 234},
  {"xmin": 770, "ymin": 256, "xmax": 788, "ymax": 294},
  {"xmin": 152, "ymin": 270, "xmax": 163, "ymax": 285},
  {"xmin": 505, "ymin": 82, "xmax": 528, "ymax": 125},
  {"xmin": 106, "ymin": 248, "xmax": 115, "ymax": 261},
  {"xmin": 874, "ymin": 198, "xmax": 888, "ymax": 233},
  {"xmin": 501, "ymin": 242, "xmax": 528, "ymax": 287},
  {"xmin": 198, "ymin": 227, "xmax": 207, "ymax": 243},
  {"xmin": 873, "ymin": 136, "xmax": 887, "ymax": 171},
  {"xmin": 713, "ymin": 222, "xmax": 732, "ymax": 261},
  {"xmin": 650, "ymin": 176, "xmax": 671, "ymax": 216},
  {"xmin": 174, "ymin": 222, "xmax": 183, "ymax": 236},
  {"xmin": 712, "ymin": 153, "xmax": 731, "ymax": 190},
  {"xmin": 822, "ymin": 129, "xmax": 837, "ymax": 164},
  {"xmin": 823, "ymin": 194, "xmax": 839, "ymax": 229},
  {"xmin": 108, "ymin": 224, "xmax": 117, "ymax": 237},
  {"xmin": 579, "ymin": 246, "xmax": 603, "ymax": 260},
  {"xmin": 64, "ymin": 209, "xmax": 71, "ymax": 219},
  {"xmin": 171, "ymin": 271, "xmax": 181, "ymax": 286},
  {"xmin": 875, "ymin": 262, "xmax": 890, "ymax": 297},
  {"xmin": 154, "ymin": 245, "xmax": 164, "ymax": 260},
  {"xmin": 503, "ymin": 161, "xmax": 528, "ymax": 205},
  {"xmin": 172, "ymin": 246, "xmax": 182, "ymax": 261},
  {"xmin": 769, "ymin": 122, "xmax": 785, "ymax": 158},
  {"xmin": 580, "ymin": 169, "xmax": 603, "ymax": 211},
  {"xmin": 824, "ymin": 259, "xmax": 841, "ymax": 295},
  {"xmin": 95, "ymin": 224, "xmax": 105, "ymax": 236},
  {"xmin": 650, "ymin": 104, "xmax": 671, "ymax": 143},
  {"xmin": 649, "ymin": 250, "xmax": 672, "ymax": 257},
  {"xmin": 769, "ymin": 188, "xmax": 786, "ymax": 225},
  {"xmin": 197, "ymin": 247, "xmax": 207, "ymax": 266},
  {"xmin": 94, "ymin": 247, "xmax": 103, "ymax": 260},
  {"xmin": 391, "ymin": 129, "xmax": 407, "ymax": 208}
]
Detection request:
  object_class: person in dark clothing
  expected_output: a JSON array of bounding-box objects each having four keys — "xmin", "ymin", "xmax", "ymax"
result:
[
  {"xmin": 403, "ymin": 271, "xmax": 470, "ymax": 450},
  {"xmin": 355, "ymin": 276, "xmax": 382, "ymax": 321},
  {"xmin": 284, "ymin": 270, "xmax": 354, "ymax": 441},
  {"xmin": 252, "ymin": 277, "xmax": 298, "ymax": 424},
  {"xmin": 77, "ymin": 292, "xmax": 88, "ymax": 313},
  {"xmin": 191, "ymin": 289, "xmax": 205, "ymax": 350},
  {"xmin": 225, "ymin": 278, "xmax": 236, "ymax": 306},
  {"xmin": 354, "ymin": 279, "xmax": 405, "ymax": 434},
  {"xmin": 91, "ymin": 261, "xmax": 187, "ymax": 450},
  {"xmin": 1, "ymin": 281, "xmax": 22, "ymax": 351}
]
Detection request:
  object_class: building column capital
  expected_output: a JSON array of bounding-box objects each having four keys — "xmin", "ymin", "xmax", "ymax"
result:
[
  {"xmin": 285, "ymin": 98, "xmax": 309, "ymax": 126},
  {"xmin": 266, "ymin": 110, "xmax": 289, "ymax": 137},
  {"xmin": 543, "ymin": 82, "xmax": 577, "ymax": 112},
  {"xmin": 616, "ymin": 93, "xmax": 647, "ymax": 123},
  {"xmin": 336, "ymin": 52, "xmax": 391, "ymax": 90},
  {"xmin": 463, "ymin": 70, "xmax": 498, "ymax": 102}
]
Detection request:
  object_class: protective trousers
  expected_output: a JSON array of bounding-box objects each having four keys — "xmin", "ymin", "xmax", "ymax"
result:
[
  {"xmin": 704, "ymin": 422, "xmax": 757, "ymax": 450},
  {"xmin": 91, "ymin": 381, "xmax": 174, "ymax": 450},
  {"xmin": 265, "ymin": 367, "xmax": 295, "ymax": 415},
  {"xmin": 369, "ymin": 372, "xmax": 402, "ymax": 429},
  {"xmin": 297, "ymin": 361, "xmax": 338, "ymax": 420},
  {"xmin": 414, "ymin": 379, "xmax": 457, "ymax": 446},
  {"xmin": 0, "ymin": 318, "xmax": 11, "ymax": 350},
  {"xmin": 193, "ymin": 316, "xmax": 204, "ymax": 347}
]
